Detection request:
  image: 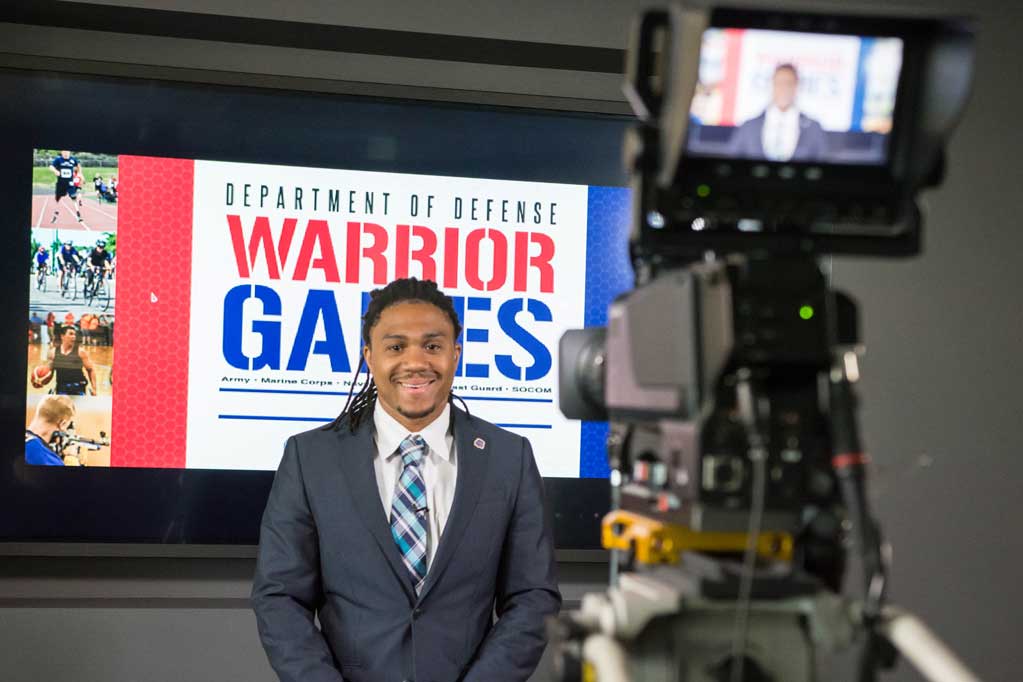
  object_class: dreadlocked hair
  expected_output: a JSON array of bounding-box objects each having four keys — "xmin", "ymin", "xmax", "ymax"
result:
[{"xmin": 323, "ymin": 278, "xmax": 468, "ymax": 433}]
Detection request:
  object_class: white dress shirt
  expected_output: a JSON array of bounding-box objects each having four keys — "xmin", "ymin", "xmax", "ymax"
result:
[
  {"xmin": 372, "ymin": 401, "xmax": 457, "ymax": 569},
  {"xmin": 761, "ymin": 105, "xmax": 801, "ymax": 161}
]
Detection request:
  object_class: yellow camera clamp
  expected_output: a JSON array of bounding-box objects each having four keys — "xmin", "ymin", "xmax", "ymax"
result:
[{"xmin": 602, "ymin": 509, "xmax": 793, "ymax": 564}]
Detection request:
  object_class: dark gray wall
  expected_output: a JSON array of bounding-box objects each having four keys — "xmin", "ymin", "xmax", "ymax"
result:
[
  {"xmin": 2, "ymin": 1, "xmax": 1022, "ymax": 681},
  {"xmin": 831, "ymin": 3, "xmax": 1023, "ymax": 677},
  {"xmin": 0, "ymin": 554, "xmax": 608, "ymax": 681}
]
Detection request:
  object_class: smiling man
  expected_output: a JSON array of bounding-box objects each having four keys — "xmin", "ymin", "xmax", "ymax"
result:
[
  {"xmin": 252, "ymin": 277, "xmax": 561, "ymax": 682},
  {"xmin": 731, "ymin": 63, "xmax": 828, "ymax": 162}
]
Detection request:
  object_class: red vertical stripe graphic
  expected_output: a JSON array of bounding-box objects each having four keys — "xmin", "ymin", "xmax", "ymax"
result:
[
  {"xmin": 720, "ymin": 28, "xmax": 745, "ymax": 126},
  {"xmin": 110, "ymin": 156, "xmax": 195, "ymax": 467}
]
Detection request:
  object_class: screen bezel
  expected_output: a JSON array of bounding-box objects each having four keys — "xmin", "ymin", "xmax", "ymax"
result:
[
  {"xmin": 631, "ymin": 7, "xmax": 939, "ymax": 260},
  {"xmin": 679, "ymin": 8, "xmax": 930, "ymax": 198},
  {"xmin": 1, "ymin": 66, "xmax": 624, "ymax": 551},
  {"xmin": 685, "ymin": 26, "xmax": 906, "ymax": 172}
]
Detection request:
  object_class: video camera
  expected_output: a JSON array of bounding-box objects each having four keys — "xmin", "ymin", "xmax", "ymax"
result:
[{"xmin": 555, "ymin": 4, "xmax": 975, "ymax": 682}]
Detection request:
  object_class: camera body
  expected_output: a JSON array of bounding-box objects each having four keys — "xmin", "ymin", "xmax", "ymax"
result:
[{"xmin": 562, "ymin": 257, "xmax": 851, "ymax": 579}]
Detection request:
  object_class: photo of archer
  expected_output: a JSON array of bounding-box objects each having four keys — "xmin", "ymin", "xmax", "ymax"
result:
[{"xmin": 25, "ymin": 394, "xmax": 111, "ymax": 467}]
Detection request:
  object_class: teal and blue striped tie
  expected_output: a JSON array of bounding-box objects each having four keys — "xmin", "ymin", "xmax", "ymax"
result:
[{"xmin": 390, "ymin": 435, "xmax": 429, "ymax": 593}]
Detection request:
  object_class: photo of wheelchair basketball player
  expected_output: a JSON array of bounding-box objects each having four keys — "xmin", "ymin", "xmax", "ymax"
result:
[{"xmin": 31, "ymin": 324, "xmax": 98, "ymax": 396}]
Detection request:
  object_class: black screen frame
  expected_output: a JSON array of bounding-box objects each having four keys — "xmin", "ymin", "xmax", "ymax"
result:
[
  {"xmin": 0, "ymin": 67, "xmax": 624, "ymax": 552},
  {"xmin": 684, "ymin": 26, "xmax": 906, "ymax": 170},
  {"xmin": 626, "ymin": 7, "xmax": 947, "ymax": 262}
]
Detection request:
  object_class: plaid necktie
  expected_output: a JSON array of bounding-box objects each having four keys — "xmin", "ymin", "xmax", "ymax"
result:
[
  {"xmin": 390, "ymin": 434, "xmax": 429, "ymax": 594},
  {"xmin": 767, "ymin": 114, "xmax": 789, "ymax": 161}
]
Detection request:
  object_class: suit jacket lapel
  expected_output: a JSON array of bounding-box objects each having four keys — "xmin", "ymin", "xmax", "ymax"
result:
[
  {"xmin": 418, "ymin": 407, "xmax": 489, "ymax": 603},
  {"xmin": 333, "ymin": 421, "xmax": 416, "ymax": 604},
  {"xmin": 794, "ymin": 113, "xmax": 809, "ymax": 158}
]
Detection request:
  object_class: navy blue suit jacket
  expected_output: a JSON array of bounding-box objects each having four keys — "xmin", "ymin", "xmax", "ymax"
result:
[
  {"xmin": 252, "ymin": 406, "xmax": 561, "ymax": 682},
  {"xmin": 730, "ymin": 110, "xmax": 828, "ymax": 162}
]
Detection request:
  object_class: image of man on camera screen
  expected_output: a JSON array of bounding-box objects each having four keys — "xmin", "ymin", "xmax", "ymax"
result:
[{"xmin": 730, "ymin": 63, "xmax": 827, "ymax": 162}]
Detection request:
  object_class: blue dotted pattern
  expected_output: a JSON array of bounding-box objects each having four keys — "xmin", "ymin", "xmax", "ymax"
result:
[{"xmin": 579, "ymin": 186, "xmax": 634, "ymax": 478}]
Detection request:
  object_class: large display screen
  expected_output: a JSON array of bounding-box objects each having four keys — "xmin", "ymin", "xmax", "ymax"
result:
[
  {"xmin": 24, "ymin": 149, "xmax": 632, "ymax": 479},
  {"xmin": 2, "ymin": 68, "xmax": 630, "ymax": 548},
  {"xmin": 686, "ymin": 28, "xmax": 903, "ymax": 164}
]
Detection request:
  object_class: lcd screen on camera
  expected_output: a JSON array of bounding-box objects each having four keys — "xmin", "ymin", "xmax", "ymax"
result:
[{"xmin": 686, "ymin": 28, "xmax": 903, "ymax": 165}]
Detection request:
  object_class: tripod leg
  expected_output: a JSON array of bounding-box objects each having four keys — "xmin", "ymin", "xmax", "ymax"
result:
[
  {"xmin": 582, "ymin": 634, "xmax": 630, "ymax": 682},
  {"xmin": 879, "ymin": 609, "xmax": 981, "ymax": 682}
]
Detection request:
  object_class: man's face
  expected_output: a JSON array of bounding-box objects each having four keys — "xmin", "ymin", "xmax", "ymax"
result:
[
  {"xmin": 771, "ymin": 69, "xmax": 799, "ymax": 111},
  {"xmin": 60, "ymin": 150, "xmax": 70, "ymax": 159},
  {"xmin": 364, "ymin": 301, "xmax": 461, "ymax": 430},
  {"xmin": 62, "ymin": 329, "xmax": 76, "ymax": 345}
]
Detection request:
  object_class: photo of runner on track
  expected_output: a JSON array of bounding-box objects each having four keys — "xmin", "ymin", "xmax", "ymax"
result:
[{"xmin": 32, "ymin": 149, "xmax": 118, "ymax": 233}]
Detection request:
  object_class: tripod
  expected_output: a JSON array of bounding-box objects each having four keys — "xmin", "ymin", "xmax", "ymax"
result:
[
  {"xmin": 559, "ymin": 562, "xmax": 979, "ymax": 682},
  {"xmin": 551, "ymin": 357, "xmax": 981, "ymax": 682}
]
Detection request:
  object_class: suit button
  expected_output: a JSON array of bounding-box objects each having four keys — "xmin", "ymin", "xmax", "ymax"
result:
[{"xmin": 412, "ymin": 607, "xmax": 423, "ymax": 619}]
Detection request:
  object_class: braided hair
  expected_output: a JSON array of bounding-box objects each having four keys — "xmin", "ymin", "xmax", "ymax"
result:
[{"xmin": 325, "ymin": 278, "xmax": 465, "ymax": 433}]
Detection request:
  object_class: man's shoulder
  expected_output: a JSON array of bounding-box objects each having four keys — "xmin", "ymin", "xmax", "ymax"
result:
[
  {"xmin": 25, "ymin": 438, "xmax": 62, "ymax": 466},
  {"xmin": 275, "ymin": 423, "xmax": 353, "ymax": 479},
  {"xmin": 288, "ymin": 422, "xmax": 346, "ymax": 453},
  {"xmin": 799, "ymin": 112, "xmax": 824, "ymax": 131},
  {"xmin": 733, "ymin": 113, "xmax": 766, "ymax": 144},
  {"xmin": 739, "ymin": 111, "xmax": 767, "ymax": 127},
  {"xmin": 456, "ymin": 409, "xmax": 529, "ymax": 457}
]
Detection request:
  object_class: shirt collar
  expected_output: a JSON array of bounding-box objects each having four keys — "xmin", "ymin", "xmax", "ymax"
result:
[
  {"xmin": 766, "ymin": 105, "xmax": 799, "ymax": 122},
  {"xmin": 374, "ymin": 401, "xmax": 452, "ymax": 462}
]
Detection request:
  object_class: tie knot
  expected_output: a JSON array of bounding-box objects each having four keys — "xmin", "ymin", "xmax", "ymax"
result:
[{"xmin": 398, "ymin": 434, "xmax": 427, "ymax": 467}]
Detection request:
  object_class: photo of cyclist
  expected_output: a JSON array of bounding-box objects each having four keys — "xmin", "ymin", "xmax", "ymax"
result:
[
  {"xmin": 33, "ymin": 245, "xmax": 49, "ymax": 291},
  {"xmin": 88, "ymin": 240, "xmax": 112, "ymax": 277},
  {"xmin": 57, "ymin": 240, "xmax": 81, "ymax": 296}
]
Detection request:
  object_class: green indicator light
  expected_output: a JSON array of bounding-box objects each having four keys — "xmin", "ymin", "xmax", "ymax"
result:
[
  {"xmin": 696, "ymin": 184, "xmax": 711, "ymax": 198},
  {"xmin": 799, "ymin": 305, "xmax": 814, "ymax": 320}
]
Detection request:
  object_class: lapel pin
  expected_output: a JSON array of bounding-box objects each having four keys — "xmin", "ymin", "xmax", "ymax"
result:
[{"xmin": 473, "ymin": 437, "xmax": 486, "ymax": 450}]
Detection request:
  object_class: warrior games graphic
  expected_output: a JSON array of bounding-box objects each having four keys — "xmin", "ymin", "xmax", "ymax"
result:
[{"xmin": 27, "ymin": 152, "xmax": 632, "ymax": 477}]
